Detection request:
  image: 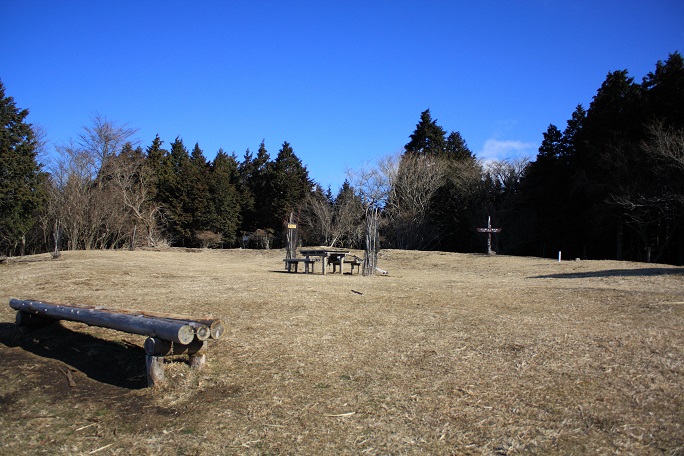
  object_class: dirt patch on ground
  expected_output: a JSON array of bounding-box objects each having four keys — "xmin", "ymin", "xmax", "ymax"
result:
[{"xmin": 1, "ymin": 248, "xmax": 683, "ymax": 454}]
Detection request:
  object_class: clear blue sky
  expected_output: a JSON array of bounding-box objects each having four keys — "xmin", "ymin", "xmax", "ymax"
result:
[{"xmin": 2, "ymin": 1, "xmax": 682, "ymax": 191}]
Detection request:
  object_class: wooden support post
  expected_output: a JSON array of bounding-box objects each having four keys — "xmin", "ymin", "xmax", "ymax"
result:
[
  {"xmin": 189, "ymin": 353, "xmax": 206, "ymax": 370},
  {"xmin": 146, "ymin": 355, "xmax": 165, "ymax": 387},
  {"xmin": 15, "ymin": 311, "xmax": 55, "ymax": 329},
  {"xmin": 143, "ymin": 337, "xmax": 208, "ymax": 386}
]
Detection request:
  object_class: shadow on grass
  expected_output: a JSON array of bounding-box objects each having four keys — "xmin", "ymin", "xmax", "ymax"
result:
[
  {"xmin": 0, "ymin": 321, "xmax": 147, "ymax": 389},
  {"xmin": 531, "ymin": 268, "xmax": 684, "ymax": 279}
]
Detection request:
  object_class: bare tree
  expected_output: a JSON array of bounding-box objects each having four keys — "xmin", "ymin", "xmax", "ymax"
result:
[
  {"xmin": 383, "ymin": 153, "xmax": 447, "ymax": 250},
  {"xmin": 47, "ymin": 116, "xmax": 140, "ymax": 250},
  {"xmin": 302, "ymin": 190, "xmax": 335, "ymax": 246},
  {"xmin": 108, "ymin": 147, "xmax": 161, "ymax": 247},
  {"xmin": 332, "ymin": 191, "xmax": 365, "ymax": 248},
  {"xmin": 643, "ymin": 120, "xmax": 684, "ymax": 172},
  {"xmin": 79, "ymin": 113, "xmax": 139, "ymax": 177},
  {"xmin": 302, "ymin": 185, "xmax": 365, "ymax": 248},
  {"xmin": 479, "ymin": 157, "xmax": 530, "ymax": 254},
  {"xmin": 483, "ymin": 157, "xmax": 529, "ymax": 191},
  {"xmin": 348, "ymin": 158, "xmax": 393, "ymax": 275},
  {"xmin": 50, "ymin": 143, "xmax": 108, "ymax": 249},
  {"xmin": 608, "ymin": 121, "xmax": 684, "ymax": 262}
]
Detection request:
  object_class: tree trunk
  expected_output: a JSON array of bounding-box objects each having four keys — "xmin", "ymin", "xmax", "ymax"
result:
[{"xmin": 616, "ymin": 222, "xmax": 623, "ymax": 260}]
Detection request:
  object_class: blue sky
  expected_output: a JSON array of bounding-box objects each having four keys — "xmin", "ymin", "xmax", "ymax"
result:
[{"xmin": 2, "ymin": 1, "xmax": 682, "ymax": 191}]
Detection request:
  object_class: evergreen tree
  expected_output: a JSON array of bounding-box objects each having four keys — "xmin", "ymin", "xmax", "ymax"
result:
[
  {"xmin": 582, "ymin": 71, "xmax": 643, "ymax": 259},
  {"xmin": 158, "ymin": 137, "xmax": 194, "ymax": 245},
  {"xmin": 537, "ymin": 124, "xmax": 563, "ymax": 161},
  {"xmin": 393, "ymin": 109, "xmax": 485, "ymax": 250},
  {"xmin": 445, "ymin": 131, "xmax": 473, "ymax": 160},
  {"xmin": 404, "ymin": 109, "xmax": 447, "ymax": 156},
  {"xmin": 642, "ymin": 51, "xmax": 684, "ymax": 129},
  {"xmin": 146, "ymin": 135, "xmax": 169, "ymax": 201},
  {"xmin": 0, "ymin": 80, "xmax": 47, "ymax": 255},
  {"xmin": 237, "ymin": 148, "xmax": 255, "ymax": 233},
  {"xmin": 188, "ymin": 143, "xmax": 214, "ymax": 237},
  {"xmin": 518, "ymin": 53, "xmax": 684, "ymax": 263},
  {"xmin": 520, "ymin": 123, "xmax": 575, "ymax": 258},
  {"xmin": 239, "ymin": 140, "xmax": 272, "ymax": 231},
  {"xmin": 269, "ymin": 141, "xmax": 312, "ymax": 230},
  {"xmin": 209, "ymin": 149, "xmax": 242, "ymax": 245}
]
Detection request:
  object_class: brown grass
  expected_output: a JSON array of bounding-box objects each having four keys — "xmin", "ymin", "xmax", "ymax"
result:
[{"xmin": 0, "ymin": 248, "xmax": 683, "ymax": 455}]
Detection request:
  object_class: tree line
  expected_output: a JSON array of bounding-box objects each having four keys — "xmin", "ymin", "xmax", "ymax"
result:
[{"xmin": 1, "ymin": 52, "xmax": 682, "ymax": 264}]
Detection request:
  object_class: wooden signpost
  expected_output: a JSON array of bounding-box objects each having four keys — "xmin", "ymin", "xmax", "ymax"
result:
[
  {"xmin": 285, "ymin": 212, "xmax": 299, "ymax": 265},
  {"xmin": 477, "ymin": 216, "xmax": 501, "ymax": 255}
]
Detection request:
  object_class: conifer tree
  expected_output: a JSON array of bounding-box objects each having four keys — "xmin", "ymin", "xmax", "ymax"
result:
[
  {"xmin": 158, "ymin": 137, "xmax": 194, "ymax": 245},
  {"xmin": 269, "ymin": 141, "xmax": 312, "ymax": 229},
  {"xmin": 404, "ymin": 109, "xmax": 447, "ymax": 156},
  {"xmin": 188, "ymin": 143, "xmax": 214, "ymax": 237},
  {"xmin": 209, "ymin": 149, "xmax": 241, "ymax": 244},
  {"xmin": 0, "ymin": 81, "xmax": 47, "ymax": 255},
  {"xmin": 239, "ymin": 140, "xmax": 272, "ymax": 231}
]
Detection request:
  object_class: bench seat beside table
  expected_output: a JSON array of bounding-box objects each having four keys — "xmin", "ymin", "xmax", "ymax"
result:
[
  {"xmin": 283, "ymin": 257, "xmax": 318, "ymax": 273},
  {"xmin": 300, "ymin": 249, "xmax": 359, "ymax": 274}
]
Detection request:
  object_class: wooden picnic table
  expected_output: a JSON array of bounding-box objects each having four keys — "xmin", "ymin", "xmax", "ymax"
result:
[{"xmin": 299, "ymin": 249, "xmax": 350, "ymax": 275}]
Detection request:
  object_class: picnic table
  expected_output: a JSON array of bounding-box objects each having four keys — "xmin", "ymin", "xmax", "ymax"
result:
[{"xmin": 299, "ymin": 249, "xmax": 351, "ymax": 275}]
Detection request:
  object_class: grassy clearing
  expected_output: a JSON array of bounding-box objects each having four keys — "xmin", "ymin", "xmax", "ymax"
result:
[{"xmin": 1, "ymin": 248, "xmax": 683, "ymax": 454}]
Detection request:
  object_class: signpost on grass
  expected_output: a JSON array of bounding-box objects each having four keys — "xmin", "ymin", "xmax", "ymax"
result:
[
  {"xmin": 477, "ymin": 216, "xmax": 501, "ymax": 255},
  {"xmin": 285, "ymin": 213, "xmax": 298, "ymax": 265}
]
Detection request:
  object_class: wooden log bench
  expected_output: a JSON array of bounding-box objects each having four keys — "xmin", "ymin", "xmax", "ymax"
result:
[
  {"xmin": 329, "ymin": 256, "xmax": 363, "ymax": 274},
  {"xmin": 283, "ymin": 257, "xmax": 317, "ymax": 273},
  {"xmin": 9, "ymin": 298, "xmax": 224, "ymax": 387}
]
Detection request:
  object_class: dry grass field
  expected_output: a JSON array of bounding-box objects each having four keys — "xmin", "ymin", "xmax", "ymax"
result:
[{"xmin": 1, "ymin": 248, "xmax": 683, "ymax": 455}]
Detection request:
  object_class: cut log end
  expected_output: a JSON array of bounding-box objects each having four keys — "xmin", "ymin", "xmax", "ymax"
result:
[
  {"xmin": 210, "ymin": 321, "xmax": 225, "ymax": 340},
  {"xmin": 176, "ymin": 325, "xmax": 196, "ymax": 345},
  {"xmin": 194, "ymin": 324, "xmax": 211, "ymax": 341}
]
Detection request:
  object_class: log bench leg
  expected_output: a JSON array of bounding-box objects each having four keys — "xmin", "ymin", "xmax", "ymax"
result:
[
  {"xmin": 189, "ymin": 353, "xmax": 206, "ymax": 370},
  {"xmin": 146, "ymin": 355, "xmax": 166, "ymax": 387},
  {"xmin": 144, "ymin": 337, "xmax": 208, "ymax": 387},
  {"xmin": 15, "ymin": 311, "xmax": 55, "ymax": 333}
]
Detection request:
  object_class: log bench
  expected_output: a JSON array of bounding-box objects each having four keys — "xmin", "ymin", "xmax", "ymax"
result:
[
  {"xmin": 9, "ymin": 298, "xmax": 224, "ymax": 387},
  {"xmin": 283, "ymin": 257, "xmax": 317, "ymax": 273}
]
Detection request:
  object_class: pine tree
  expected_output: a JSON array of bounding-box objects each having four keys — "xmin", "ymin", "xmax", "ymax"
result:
[
  {"xmin": 0, "ymin": 80, "xmax": 47, "ymax": 255},
  {"xmin": 239, "ymin": 140, "xmax": 272, "ymax": 231},
  {"xmin": 642, "ymin": 51, "xmax": 684, "ymax": 129},
  {"xmin": 269, "ymin": 141, "xmax": 312, "ymax": 230},
  {"xmin": 209, "ymin": 149, "xmax": 242, "ymax": 245},
  {"xmin": 158, "ymin": 137, "xmax": 194, "ymax": 245},
  {"xmin": 445, "ymin": 131, "xmax": 473, "ymax": 160},
  {"xmin": 404, "ymin": 109, "xmax": 447, "ymax": 156},
  {"xmin": 189, "ymin": 143, "xmax": 214, "ymax": 237}
]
